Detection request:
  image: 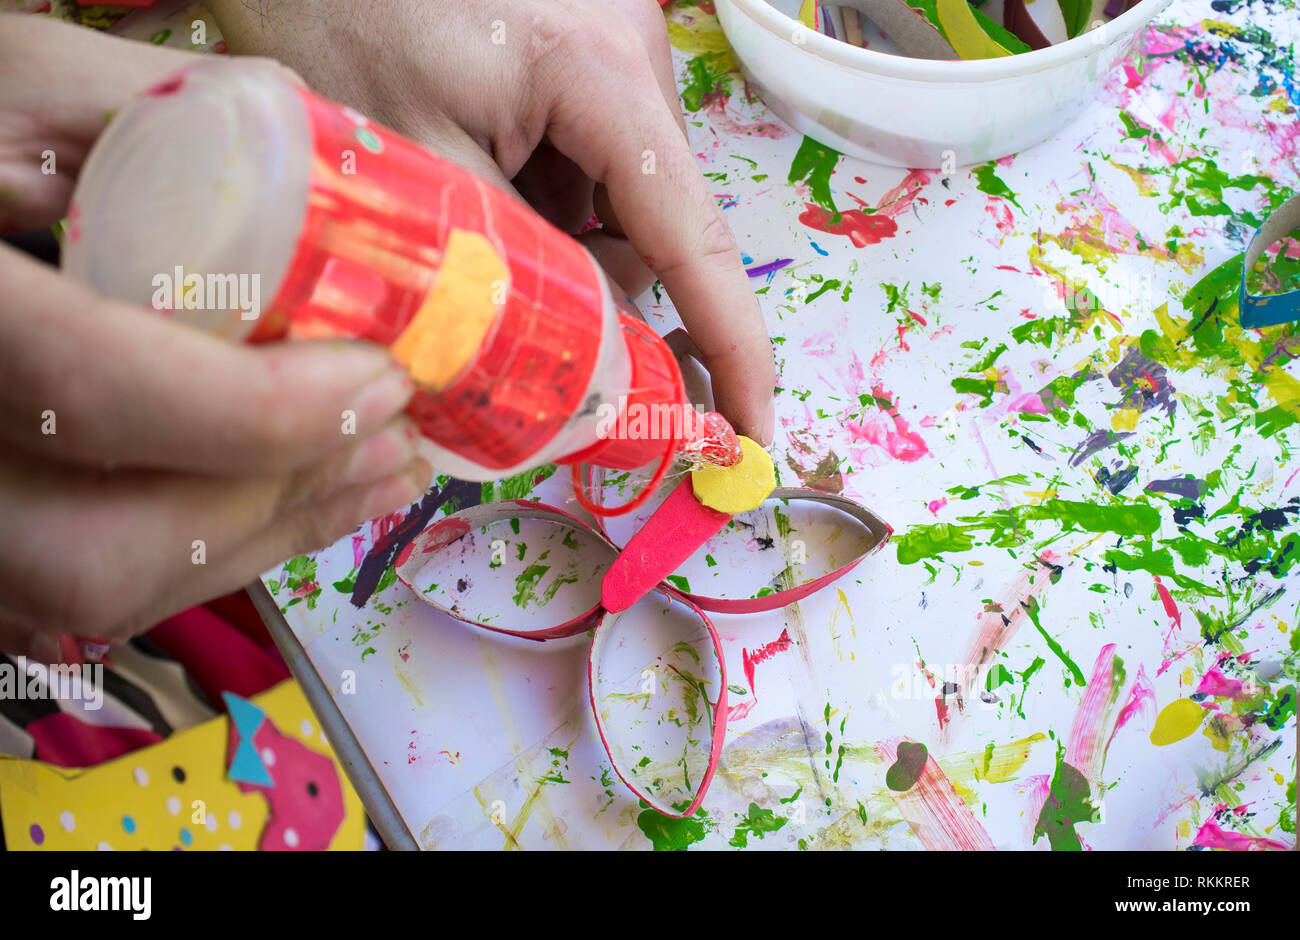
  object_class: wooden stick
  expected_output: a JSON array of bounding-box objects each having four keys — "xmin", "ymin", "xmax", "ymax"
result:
[{"xmin": 842, "ymin": 6, "xmax": 865, "ymax": 46}]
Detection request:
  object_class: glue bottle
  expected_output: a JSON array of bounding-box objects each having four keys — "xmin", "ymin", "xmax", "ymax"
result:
[{"xmin": 61, "ymin": 60, "xmax": 736, "ymax": 512}]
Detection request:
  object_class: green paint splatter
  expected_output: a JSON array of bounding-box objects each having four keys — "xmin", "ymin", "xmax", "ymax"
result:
[
  {"xmin": 895, "ymin": 499, "xmax": 1161, "ymax": 565},
  {"xmin": 481, "ymin": 464, "xmax": 556, "ymax": 503},
  {"xmin": 637, "ymin": 807, "xmax": 711, "ymax": 851},
  {"xmin": 1021, "ymin": 597, "xmax": 1087, "ymax": 687},
  {"xmin": 973, "ymin": 163, "xmax": 1024, "ymax": 211},
  {"xmin": 805, "ymin": 279, "xmax": 843, "ymax": 303},
  {"xmin": 680, "ymin": 53, "xmax": 732, "ymax": 113},
  {"xmin": 788, "ymin": 136, "xmax": 841, "ymax": 217},
  {"xmin": 1033, "ymin": 757, "xmax": 1098, "ymax": 851},
  {"xmin": 728, "ymin": 802, "xmax": 788, "ymax": 848},
  {"xmin": 280, "ymin": 555, "xmax": 322, "ymax": 610},
  {"xmin": 985, "ymin": 664, "xmax": 1014, "ymax": 690},
  {"xmin": 512, "ymin": 564, "xmax": 550, "ymax": 607}
]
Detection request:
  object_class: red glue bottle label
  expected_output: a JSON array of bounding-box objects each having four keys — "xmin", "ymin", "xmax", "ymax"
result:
[{"xmin": 64, "ymin": 60, "xmax": 715, "ymax": 485}]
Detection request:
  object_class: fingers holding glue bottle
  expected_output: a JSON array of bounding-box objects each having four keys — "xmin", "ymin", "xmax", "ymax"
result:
[
  {"xmin": 0, "ymin": 17, "xmax": 432, "ymax": 663},
  {"xmin": 209, "ymin": 0, "xmax": 778, "ymax": 446}
]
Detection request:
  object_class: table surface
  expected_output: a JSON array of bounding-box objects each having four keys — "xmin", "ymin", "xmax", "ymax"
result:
[{"xmin": 253, "ymin": 0, "xmax": 1299, "ymax": 850}]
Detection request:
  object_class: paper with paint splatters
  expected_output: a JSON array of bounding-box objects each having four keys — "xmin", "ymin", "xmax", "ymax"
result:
[{"xmin": 261, "ymin": 0, "xmax": 1297, "ymax": 850}]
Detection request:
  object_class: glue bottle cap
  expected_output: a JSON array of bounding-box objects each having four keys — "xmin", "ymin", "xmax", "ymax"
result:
[{"xmin": 62, "ymin": 60, "xmax": 311, "ymax": 340}]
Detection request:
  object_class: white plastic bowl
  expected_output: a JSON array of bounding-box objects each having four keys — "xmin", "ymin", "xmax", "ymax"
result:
[{"xmin": 715, "ymin": 0, "xmax": 1176, "ymax": 167}]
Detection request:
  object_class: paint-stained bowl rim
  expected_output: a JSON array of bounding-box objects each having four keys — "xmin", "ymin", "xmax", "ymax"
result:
[{"xmin": 724, "ymin": 0, "xmax": 1178, "ymax": 83}]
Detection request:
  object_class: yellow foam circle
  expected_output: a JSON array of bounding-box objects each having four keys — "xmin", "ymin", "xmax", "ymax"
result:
[{"xmin": 691, "ymin": 435, "xmax": 775, "ymax": 515}]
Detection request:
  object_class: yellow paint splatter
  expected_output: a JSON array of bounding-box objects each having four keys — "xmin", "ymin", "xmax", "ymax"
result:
[
  {"xmin": 1202, "ymin": 715, "xmax": 1233, "ymax": 752},
  {"xmin": 1110, "ymin": 161, "xmax": 1161, "ymax": 197},
  {"xmin": 946, "ymin": 733, "xmax": 1047, "ymax": 785},
  {"xmin": 665, "ymin": 18, "xmax": 737, "ymax": 70},
  {"xmin": 1263, "ymin": 367, "xmax": 1300, "ymax": 412},
  {"xmin": 1150, "ymin": 698, "xmax": 1205, "ymax": 746},
  {"xmin": 828, "ymin": 588, "xmax": 854, "ymax": 660},
  {"xmin": 1111, "ymin": 406, "xmax": 1141, "ymax": 431}
]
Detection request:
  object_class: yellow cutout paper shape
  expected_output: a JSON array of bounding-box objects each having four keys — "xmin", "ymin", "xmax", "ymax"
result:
[
  {"xmin": 936, "ymin": 0, "xmax": 1015, "ymax": 59},
  {"xmin": 797, "ymin": 0, "xmax": 820, "ymax": 31},
  {"xmin": 391, "ymin": 228, "xmax": 508, "ymax": 389},
  {"xmin": 691, "ymin": 435, "xmax": 776, "ymax": 514},
  {"xmin": 0, "ymin": 680, "xmax": 365, "ymax": 851}
]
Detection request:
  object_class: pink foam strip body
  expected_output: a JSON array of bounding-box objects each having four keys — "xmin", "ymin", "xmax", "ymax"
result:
[{"xmin": 600, "ymin": 479, "xmax": 732, "ymax": 613}]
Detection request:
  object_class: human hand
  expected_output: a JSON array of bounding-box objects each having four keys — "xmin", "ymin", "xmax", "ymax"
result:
[
  {"xmin": 0, "ymin": 17, "xmax": 431, "ymax": 660},
  {"xmin": 210, "ymin": 0, "xmax": 778, "ymax": 443}
]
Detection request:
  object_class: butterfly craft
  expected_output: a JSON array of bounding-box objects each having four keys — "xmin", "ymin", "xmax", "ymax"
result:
[{"xmin": 395, "ymin": 461, "xmax": 891, "ymax": 819}]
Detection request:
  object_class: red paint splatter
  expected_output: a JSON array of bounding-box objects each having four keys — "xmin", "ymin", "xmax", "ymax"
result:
[
  {"xmin": 797, "ymin": 203, "xmax": 898, "ymax": 248},
  {"xmin": 727, "ymin": 628, "xmax": 793, "ymax": 722},
  {"xmin": 743, "ymin": 628, "xmax": 792, "ymax": 690},
  {"xmin": 985, "ymin": 198, "xmax": 1015, "ymax": 238},
  {"xmin": 146, "ymin": 74, "xmax": 187, "ymax": 97}
]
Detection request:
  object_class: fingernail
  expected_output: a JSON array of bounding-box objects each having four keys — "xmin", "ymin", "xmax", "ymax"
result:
[
  {"xmin": 350, "ymin": 367, "xmax": 414, "ymax": 432},
  {"xmin": 759, "ymin": 398, "xmax": 776, "ymax": 447},
  {"xmin": 359, "ymin": 458, "xmax": 433, "ymax": 522},
  {"xmin": 343, "ymin": 419, "xmax": 418, "ymax": 485},
  {"xmin": 81, "ymin": 640, "xmax": 111, "ymax": 663}
]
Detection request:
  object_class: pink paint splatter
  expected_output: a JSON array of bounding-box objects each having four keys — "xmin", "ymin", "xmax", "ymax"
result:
[
  {"xmin": 1195, "ymin": 664, "xmax": 1246, "ymax": 700},
  {"xmin": 705, "ymin": 95, "xmax": 788, "ymax": 139},
  {"xmin": 847, "ymin": 387, "xmax": 930, "ymax": 462},
  {"xmin": 876, "ymin": 740, "xmax": 996, "ymax": 850},
  {"xmin": 1066, "ymin": 644, "xmax": 1154, "ymax": 785},
  {"xmin": 1192, "ymin": 819, "xmax": 1292, "ymax": 852},
  {"xmin": 1154, "ymin": 576, "xmax": 1181, "ymax": 629}
]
